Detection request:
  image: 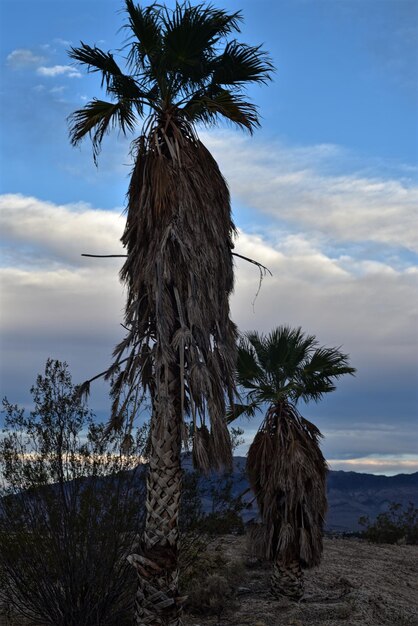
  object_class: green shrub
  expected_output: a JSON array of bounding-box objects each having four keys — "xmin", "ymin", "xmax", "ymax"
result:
[
  {"xmin": 359, "ymin": 502, "xmax": 418, "ymax": 545},
  {"xmin": 0, "ymin": 359, "xmax": 147, "ymax": 626}
]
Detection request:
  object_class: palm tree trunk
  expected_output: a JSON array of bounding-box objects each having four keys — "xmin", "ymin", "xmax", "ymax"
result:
[
  {"xmin": 270, "ymin": 557, "xmax": 304, "ymax": 601},
  {"xmin": 128, "ymin": 367, "xmax": 184, "ymax": 626}
]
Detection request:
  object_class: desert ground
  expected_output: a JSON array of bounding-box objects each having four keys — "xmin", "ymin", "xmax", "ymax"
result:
[
  {"xmin": 184, "ymin": 536, "xmax": 418, "ymax": 626},
  {"xmin": 1, "ymin": 536, "xmax": 416, "ymax": 625}
]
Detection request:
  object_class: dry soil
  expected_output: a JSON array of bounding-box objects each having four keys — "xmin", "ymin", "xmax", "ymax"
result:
[{"xmin": 184, "ymin": 535, "xmax": 418, "ymax": 626}]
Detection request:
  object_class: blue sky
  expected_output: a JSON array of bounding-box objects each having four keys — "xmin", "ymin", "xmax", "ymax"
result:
[{"xmin": 1, "ymin": 0, "xmax": 417, "ymax": 475}]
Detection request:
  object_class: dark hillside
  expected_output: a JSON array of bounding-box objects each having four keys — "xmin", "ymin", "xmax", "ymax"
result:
[{"xmin": 182, "ymin": 456, "xmax": 418, "ymax": 532}]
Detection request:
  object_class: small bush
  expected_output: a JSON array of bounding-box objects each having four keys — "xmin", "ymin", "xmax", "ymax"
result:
[
  {"xmin": 186, "ymin": 560, "xmax": 243, "ymax": 623},
  {"xmin": 0, "ymin": 359, "xmax": 147, "ymax": 626},
  {"xmin": 359, "ymin": 502, "xmax": 418, "ymax": 545},
  {"xmin": 199, "ymin": 510, "xmax": 245, "ymax": 535}
]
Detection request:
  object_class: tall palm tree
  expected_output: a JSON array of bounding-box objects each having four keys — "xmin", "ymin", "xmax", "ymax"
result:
[
  {"xmin": 232, "ymin": 326, "xmax": 355, "ymax": 600},
  {"xmin": 68, "ymin": 2, "xmax": 272, "ymax": 624}
]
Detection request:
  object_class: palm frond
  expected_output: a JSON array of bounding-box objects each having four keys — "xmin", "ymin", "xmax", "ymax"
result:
[
  {"xmin": 236, "ymin": 341, "xmax": 264, "ymax": 386},
  {"xmin": 162, "ymin": 3, "xmax": 242, "ymax": 56},
  {"xmin": 184, "ymin": 88, "xmax": 260, "ymax": 131},
  {"xmin": 160, "ymin": 4, "xmax": 243, "ymax": 94},
  {"xmin": 226, "ymin": 401, "xmax": 259, "ymax": 423},
  {"xmin": 239, "ymin": 326, "xmax": 355, "ymax": 405},
  {"xmin": 124, "ymin": 1, "xmax": 163, "ymax": 72},
  {"xmin": 213, "ymin": 40, "xmax": 273, "ymax": 86},
  {"xmin": 245, "ymin": 329, "xmax": 267, "ymax": 356},
  {"xmin": 295, "ymin": 346, "xmax": 356, "ymax": 403},
  {"xmin": 105, "ymin": 74, "xmax": 149, "ymax": 105},
  {"xmin": 68, "ymin": 98, "xmax": 137, "ymax": 163},
  {"xmin": 308, "ymin": 346, "xmax": 356, "ymax": 377},
  {"xmin": 69, "ymin": 42, "xmax": 124, "ymax": 88}
]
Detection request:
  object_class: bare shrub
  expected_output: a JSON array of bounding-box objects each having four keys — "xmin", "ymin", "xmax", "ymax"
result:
[{"xmin": 0, "ymin": 359, "xmax": 146, "ymax": 626}]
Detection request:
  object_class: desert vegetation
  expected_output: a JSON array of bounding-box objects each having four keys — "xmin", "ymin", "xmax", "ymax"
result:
[
  {"xmin": 0, "ymin": 361, "xmax": 245, "ymax": 625},
  {"xmin": 359, "ymin": 501, "xmax": 418, "ymax": 545},
  {"xmin": 0, "ymin": 360, "xmax": 146, "ymax": 625},
  {"xmin": 1, "ymin": 2, "xmax": 412, "ymax": 626},
  {"xmin": 1, "ymin": 361, "xmax": 417, "ymax": 626}
]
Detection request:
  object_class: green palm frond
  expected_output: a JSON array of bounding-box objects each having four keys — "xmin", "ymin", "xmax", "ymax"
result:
[
  {"xmin": 160, "ymin": 4, "xmax": 242, "ymax": 95},
  {"xmin": 213, "ymin": 40, "xmax": 273, "ymax": 86},
  {"xmin": 307, "ymin": 346, "xmax": 355, "ymax": 377},
  {"xmin": 105, "ymin": 74, "xmax": 147, "ymax": 103},
  {"xmin": 162, "ymin": 3, "xmax": 242, "ymax": 55},
  {"xmin": 68, "ymin": 98, "xmax": 137, "ymax": 163},
  {"xmin": 226, "ymin": 401, "xmax": 259, "ymax": 423},
  {"xmin": 237, "ymin": 325, "xmax": 355, "ymax": 407},
  {"xmin": 68, "ymin": 1, "xmax": 273, "ymax": 158},
  {"xmin": 183, "ymin": 88, "xmax": 260, "ymax": 131},
  {"xmin": 243, "ymin": 330, "xmax": 269, "ymax": 372},
  {"xmin": 69, "ymin": 42, "xmax": 151, "ymax": 104},
  {"xmin": 69, "ymin": 43, "xmax": 124, "ymax": 88},
  {"xmin": 124, "ymin": 1, "xmax": 163, "ymax": 71},
  {"xmin": 295, "ymin": 346, "xmax": 356, "ymax": 402},
  {"xmin": 236, "ymin": 342, "xmax": 263, "ymax": 384}
]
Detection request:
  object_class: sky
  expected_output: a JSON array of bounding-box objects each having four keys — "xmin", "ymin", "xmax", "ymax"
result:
[{"xmin": 0, "ymin": 0, "xmax": 417, "ymax": 475}]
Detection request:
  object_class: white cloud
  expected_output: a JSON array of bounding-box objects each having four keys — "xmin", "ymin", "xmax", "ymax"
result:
[
  {"xmin": 1, "ymin": 193, "xmax": 417, "ymax": 468},
  {"xmin": 37, "ymin": 65, "xmax": 81, "ymax": 78},
  {"xmin": 0, "ymin": 194, "xmax": 124, "ymax": 268},
  {"xmin": 0, "ymin": 266, "xmax": 123, "ymax": 338},
  {"xmin": 1, "ymin": 193, "xmax": 416, "ymax": 376},
  {"xmin": 7, "ymin": 48, "xmax": 45, "ymax": 68},
  {"xmin": 321, "ymin": 424, "xmax": 418, "ymax": 460},
  {"xmin": 53, "ymin": 38, "xmax": 72, "ymax": 46},
  {"xmin": 232, "ymin": 230, "xmax": 418, "ymax": 376},
  {"xmin": 50, "ymin": 86, "xmax": 66, "ymax": 94},
  {"xmin": 328, "ymin": 455, "xmax": 418, "ymax": 475},
  {"xmin": 202, "ymin": 132, "xmax": 418, "ymax": 253}
]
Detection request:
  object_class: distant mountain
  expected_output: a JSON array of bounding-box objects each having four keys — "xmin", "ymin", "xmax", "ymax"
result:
[
  {"xmin": 326, "ymin": 469, "xmax": 418, "ymax": 531},
  {"xmin": 181, "ymin": 455, "xmax": 418, "ymax": 532},
  {"xmin": 2, "ymin": 455, "xmax": 417, "ymax": 534}
]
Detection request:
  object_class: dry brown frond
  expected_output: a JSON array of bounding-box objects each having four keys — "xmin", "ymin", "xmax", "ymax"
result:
[
  {"xmin": 247, "ymin": 402, "xmax": 328, "ymax": 568},
  {"xmin": 108, "ymin": 115, "xmax": 237, "ymax": 470}
]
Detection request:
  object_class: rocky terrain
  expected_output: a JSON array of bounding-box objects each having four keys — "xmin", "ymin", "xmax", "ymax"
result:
[{"xmin": 183, "ymin": 535, "xmax": 418, "ymax": 626}]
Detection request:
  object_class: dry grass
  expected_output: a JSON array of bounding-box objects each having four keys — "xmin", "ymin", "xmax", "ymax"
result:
[
  {"xmin": 2, "ymin": 535, "xmax": 417, "ymax": 625},
  {"xmin": 183, "ymin": 535, "xmax": 418, "ymax": 626}
]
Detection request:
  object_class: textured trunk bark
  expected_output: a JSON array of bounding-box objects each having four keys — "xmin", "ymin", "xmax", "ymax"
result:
[
  {"xmin": 129, "ymin": 366, "xmax": 184, "ymax": 626},
  {"xmin": 270, "ymin": 557, "xmax": 304, "ymax": 601}
]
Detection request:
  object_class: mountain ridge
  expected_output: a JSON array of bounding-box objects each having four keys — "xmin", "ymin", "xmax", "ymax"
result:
[{"xmin": 183, "ymin": 455, "xmax": 418, "ymax": 532}]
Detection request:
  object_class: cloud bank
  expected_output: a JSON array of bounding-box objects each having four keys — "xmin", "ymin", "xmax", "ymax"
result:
[
  {"xmin": 1, "ymin": 131, "xmax": 417, "ymax": 474},
  {"xmin": 203, "ymin": 132, "xmax": 418, "ymax": 254}
]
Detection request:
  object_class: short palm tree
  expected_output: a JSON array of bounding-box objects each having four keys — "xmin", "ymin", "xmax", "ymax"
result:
[
  {"xmin": 232, "ymin": 326, "xmax": 355, "ymax": 600},
  {"xmin": 68, "ymin": 2, "xmax": 272, "ymax": 624}
]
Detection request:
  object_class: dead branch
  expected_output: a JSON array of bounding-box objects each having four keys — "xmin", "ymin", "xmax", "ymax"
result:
[{"xmin": 81, "ymin": 252, "xmax": 272, "ymax": 276}]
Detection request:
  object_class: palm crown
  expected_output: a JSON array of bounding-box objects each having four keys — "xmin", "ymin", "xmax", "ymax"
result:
[
  {"xmin": 68, "ymin": 0, "xmax": 273, "ymax": 161},
  {"xmin": 233, "ymin": 325, "xmax": 356, "ymax": 418}
]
